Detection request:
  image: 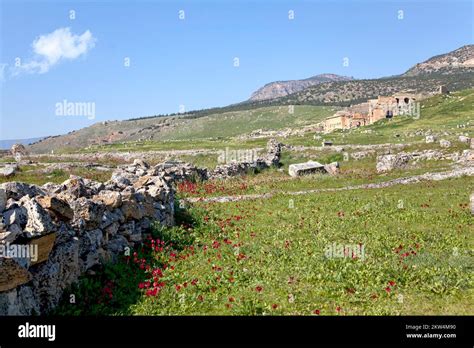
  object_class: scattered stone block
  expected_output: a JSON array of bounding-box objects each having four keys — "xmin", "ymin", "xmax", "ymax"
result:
[
  {"xmin": 439, "ymin": 139, "xmax": 451, "ymax": 148},
  {"xmin": 459, "ymin": 135, "xmax": 471, "ymax": 144},
  {"xmin": 289, "ymin": 161, "xmax": 326, "ymax": 177},
  {"xmin": 0, "ymin": 165, "xmax": 18, "ymax": 178},
  {"xmin": 376, "ymin": 153, "xmax": 411, "ymax": 173},
  {"xmin": 323, "ymin": 162, "xmax": 340, "ymax": 176}
]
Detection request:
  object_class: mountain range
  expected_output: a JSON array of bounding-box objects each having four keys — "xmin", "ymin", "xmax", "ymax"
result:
[{"xmin": 249, "ymin": 73, "xmax": 353, "ymax": 102}]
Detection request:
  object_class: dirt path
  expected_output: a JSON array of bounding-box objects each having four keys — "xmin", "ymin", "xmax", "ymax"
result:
[{"xmin": 184, "ymin": 165, "xmax": 474, "ymax": 203}]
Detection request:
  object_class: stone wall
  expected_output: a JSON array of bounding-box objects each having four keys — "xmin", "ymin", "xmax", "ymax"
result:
[
  {"xmin": 0, "ymin": 139, "xmax": 283, "ymax": 315},
  {"xmin": 0, "ymin": 160, "xmax": 174, "ymax": 315},
  {"xmin": 148, "ymin": 139, "xmax": 282, "ymax": 182}
]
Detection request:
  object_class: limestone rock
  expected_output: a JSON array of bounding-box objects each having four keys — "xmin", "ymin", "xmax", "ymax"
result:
[
  {"xmin": 425, "ymin": 135, "xmax": 436, "ymax": 143},
  {"xmin": 0, "ymin": 165, "xmax": 19, "ymax": 178},
  {"xmin": 0, "ymin": 188, "xmax": 6, "ymax": 213},
  {"xmin": 323, "ymin": 162, "xmax": 340, "ymax": 176},
  {"xmin": 133, "ymin": 159, "xmax": 150, "ymax": 168},
  {"xmin": 288, "ymin": 161, "xmax": 326, "ymax": 177},
  {"xmin": 376, "ymin": 153, "xmax": 411, "ymax": 173},
  {"xmin": 23, "ymin": 199, "xmax": 56, "ymax": 237},
  {"xmin": 0, "ymin": 258, "xmax": 32, "ymax": 292},
  {"xmin": 36, "ymin": 196, "xmax": 73, "ymax": 221},
  {"xmin": 71, "ymin": 198, "xmax": 105, "ymax": 229},
  {"xmin": 30, "ymin": 238, "xmax": 80, "ymax": 313},
  {"xmin": 28, "ymin": 233, "xmax": 57, "ymax": 266},
  {"xmin": 1, "ymin": 182, "xmax": 44, "ymax": 200},
  {"xmin": 79, "ymin": 229, "xmax": 103, "ymax": 271},
  {"xmin": 439, "ymin": 139, "xmax": 451, "ymax": 148},
  {"xmin": 3, "ymin": 207, "xmax": 27, "ymax": 227},
  {"xmin": 93, "ymin": 190, "xmax": 122, "ymax": 210},
  {"xmin": 10, "ymin": 144, "xmax": 28, "ymax": 158},
  {"xmin": 61, "ymin": 176, "xmax": 88, "ymax": 198},
  {"xmin": 459, "ymin": 135, "xmax": 471, "ymax": 144},
  {"xmin": 121, "ymin": 195, "xmax": 144, "ymax": 220},
  {"xmin": 0, "ymin": 223, "xmax": 22, "ymax": 243},
  {"xmin": 0, "ymin": 286, "xmax": 39, "ymax": 315}
]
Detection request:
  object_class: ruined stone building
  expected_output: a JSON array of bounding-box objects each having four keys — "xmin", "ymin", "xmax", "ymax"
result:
[
  {"xmin": 320, "ymin": 93, "xmax": 418, "ymax": 133},
  {"xmin": 368, "ymin": 94, "xmax": 418, "ymax": 123},
  {"xmin": 323, "ymin": 111, "xmax": 352, "ymax": 132}
]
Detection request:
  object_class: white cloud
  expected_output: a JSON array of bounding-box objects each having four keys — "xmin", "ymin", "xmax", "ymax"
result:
[{"xmin": 14, "ymin": 27, "xmax": 96, "ymax": 75}]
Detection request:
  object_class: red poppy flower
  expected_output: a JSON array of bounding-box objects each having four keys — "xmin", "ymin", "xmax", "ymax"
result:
[
  {"xmin": 255, "ymin": 286, "xmax": 263, "ymax": 293},
  {"xmin": 272, "ymin": 304, "xmax": 278, "ymax": 309},
  {"xmin": 313, "ymin": 309, "xmax": 320, "ymax": 315}
]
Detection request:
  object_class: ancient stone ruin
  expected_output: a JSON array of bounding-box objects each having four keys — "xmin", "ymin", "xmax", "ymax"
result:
[
  {"xmin": 0, "ymin": 139, "xmax": 283, "ymax": 315},
  {"xmin": 10, "ymin": 144, "xmax": 28, "ymax": 159},
  {"xmin": 0, "ymin": 160, "xmax": 174, "ymax": 315},
  {"xmin": 288, "ymin": 161, "xmax": 339, "ymax": 177},
  {"xmin": 151, "ymin": 139, "xmax": 283, "ymax": 182}
]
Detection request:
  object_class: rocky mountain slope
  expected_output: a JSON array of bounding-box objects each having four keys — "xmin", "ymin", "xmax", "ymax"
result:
[
  {"xmin": 249, "ymin": 74, "xmax": 352, "ymax": 101},
  {"xmin": 273, "ymin": 72, "xmax": 474, "ymax": 105},
  {"xmin": 403, "ymin": 45, "xmax": 474, "ymax": 76}
]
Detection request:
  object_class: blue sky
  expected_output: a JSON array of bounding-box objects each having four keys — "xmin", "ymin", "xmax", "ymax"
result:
[{"xmin": 0, "ymin": 0, "xmax": 472, "ymax": 139}]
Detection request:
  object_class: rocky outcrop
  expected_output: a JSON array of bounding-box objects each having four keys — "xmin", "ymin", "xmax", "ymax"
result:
[
  {"xmin": 439, "ymin": 139, "xmax": 451, "ymax": 148},
  {"xmin": 376, "ymin": 153, "xmax": 411, "ymax": 173},
  {"xmin": 403, "ymin": 44, "xmax": 474, "ymax": 76},
  {"xmin": 0, "ymin": 164, "xmax": 19, "ymax": 178},
  {"xmin": 0, "ymin": 160, "xmax": 175, "ymax": 315},
  {"xmin": 11, "ymin": 144, "xmax": 28, "ymax": 159},
  {"xmin": 376, "ymin": 148, "xmax": 474, "ymax": 173}
]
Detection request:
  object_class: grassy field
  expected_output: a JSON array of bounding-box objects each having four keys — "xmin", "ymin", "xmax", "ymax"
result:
[{"xmin": 54, "ymin": 175, "xmax": 473, "ymax": 315}]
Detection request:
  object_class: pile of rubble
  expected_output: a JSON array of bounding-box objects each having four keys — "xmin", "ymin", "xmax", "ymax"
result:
[
  {"xmin": 376, "ymin": 149, "xmax": 474, "ymax": 173},
  {"xmin": 238, "ymin": 126, "xmax": 319, "ymax": 140},
  {"xmin": 0, "ymin": 160, "xmax": 174, "ymax": 315},
  {"xmin": 209, "ymin": 139, "xmax": 282, "ymax": 179}
]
